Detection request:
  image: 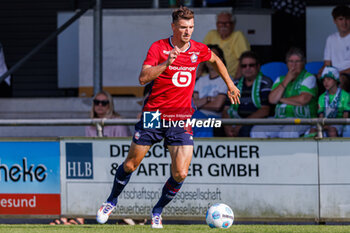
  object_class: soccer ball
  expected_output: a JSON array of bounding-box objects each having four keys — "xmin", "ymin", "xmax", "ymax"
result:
[{"xmin": 206, "ymin": 203, "xmax": 234, "ymax": 229}]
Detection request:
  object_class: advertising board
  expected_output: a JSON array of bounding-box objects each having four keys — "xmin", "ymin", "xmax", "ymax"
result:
[
  {"xmin": 60, "ymin": 139, "xmax": 318, "ymax": 219},
  {"xmin": 0, "ymin": 141, "xmax": 60, "ymax": 215},
  {"xmin": 319, "ymin": 140, "xmax": 350, "ymax": 218}
]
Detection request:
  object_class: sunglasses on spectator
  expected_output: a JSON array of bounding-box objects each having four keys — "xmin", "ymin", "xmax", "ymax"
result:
[
  {"xmin": 93, "ymin": 99, "xmax": 109, "ymax": 106},
  {"xmin": 240, "ymin": 63, "xmax": 256, "ymax": 68}
]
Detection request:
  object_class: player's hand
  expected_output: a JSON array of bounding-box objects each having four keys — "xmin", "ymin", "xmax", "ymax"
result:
[
  {"xmin": 227, "ymin": 85, "xmax": 240, "ymax": 105},
  {"xmin": 166, "ymin": 46, "xmax": 181, "ymax": 66}
]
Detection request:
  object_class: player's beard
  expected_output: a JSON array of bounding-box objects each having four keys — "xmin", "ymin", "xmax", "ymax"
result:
[{"xmin": 182, "ymin": 34, "xmax": 191, "ymax": 43}]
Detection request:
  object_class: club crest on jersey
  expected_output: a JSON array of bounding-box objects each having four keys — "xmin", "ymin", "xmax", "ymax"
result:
[{"xmin": 190, "ymin": 53, "xmax": 198, "ymax": 63}]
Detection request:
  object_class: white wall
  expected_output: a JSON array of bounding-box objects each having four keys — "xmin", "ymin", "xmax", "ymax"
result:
[
  {"xmin": 78, "ymin": 9, "xmax": 271, "ymax": 87},
  {"xmin": 58, "ymin": 8, "xmax": 271, "ymax": 88},
  {"xmin": 306, "ymin": 6, "xmax": 338, "ymax": 62}
]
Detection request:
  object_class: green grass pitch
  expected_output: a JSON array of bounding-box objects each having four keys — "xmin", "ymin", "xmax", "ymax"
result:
[{"xmin": 1, "ymin": 224, "xmax": 350, "ymax": 233}]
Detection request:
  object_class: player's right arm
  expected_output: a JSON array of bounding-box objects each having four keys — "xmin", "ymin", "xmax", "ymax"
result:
[
  {"xmin": 139, "ymin": 46, "xmax": 180, "ymax": 85},
  {"xmin": 139, "ymin": 64, "xmax": 167, "ymax": 85}
]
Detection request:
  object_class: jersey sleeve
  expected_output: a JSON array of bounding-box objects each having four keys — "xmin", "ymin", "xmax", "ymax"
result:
[
  {"xmin": 271, "ymin": 76, "xmax": 282, "ymax": 90},
  {"xmin": 343, "ymin": 91, "xmax": 350, "ymax": 112},
  {"xmin": 143, "ymin": 42, "xmax": 160, "ymax": 66},
  {"xmin": 317, "ymin": 94, "xmax": 325, "ymax": 115},
  {"xmin": 300, "ymin": 75, "xmax": 317, "ymax": 96},
  {"xmin": 198, "ymin": 43, "xmax": 212, "ymax": 63},
  {"xmin": 211, "ymin": 78, "xmax": 228, "ymax": 96}
]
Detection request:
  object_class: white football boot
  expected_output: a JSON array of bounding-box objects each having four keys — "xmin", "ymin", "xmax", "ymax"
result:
[
  {"xmin": 96, "ymin": 202, "xmax": 116, "ymax": 224},
  {"xmin": 151, "ymin": 213, "xmax": 163, "ymax": 229}
]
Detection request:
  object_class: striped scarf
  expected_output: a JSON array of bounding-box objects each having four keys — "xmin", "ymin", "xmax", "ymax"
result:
[{"xmin": 228, "ymin": 72, "xmax": 262, "ymax": 118}]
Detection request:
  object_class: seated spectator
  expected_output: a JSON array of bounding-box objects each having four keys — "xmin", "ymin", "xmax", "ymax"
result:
[
  {"xmin": 88, "ymin": 91, "xmax": 145, "ymax": 225},
  {"xmin": 203, "ymin": 11, "xmax": 250, "ymax": 79},
  {"xmin": 51, "ymin": 91, "xmax": 131, "ymax": 225},
  {"xmin": 251, "ymin": 47, "xmax": 318, "ymax": 138},
  {"xmin": 223, "ymin": 51, "xmax": 272, "ymax": 137},
  {"xmin": 309, "ymin": 66, "xmax": 350, "ymax": 137},
  {"xmin": 49, "ymin": 217, "xmax": 83, "ymax": 225},
  {"xmin": 192, "ymin": 44, "xmax": 228, "ymax": 137},
  {"xmin": 86, "ymin": 90, "xmax": 131, "ymax": 137}
]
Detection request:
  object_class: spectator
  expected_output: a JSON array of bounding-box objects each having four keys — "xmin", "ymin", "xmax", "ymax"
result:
[
  {"xmin": 251, "ymin": 47, "xmax": 318, "ymax": 138},
  {"xmin": 322, "ymin": 5, "xmax": 350, "ymax": 91},
  {"xmin": 88, "ymin": 91, "xmax": 146, "ymax": 225},
  {"xmin": 51, "ymin": 91, "xmax": 132, "ymax": 225},
  {"xmin": 192, "ymin": 44, "xmax": 228, "ymax": 137},
  {"xmin": 85, "ymin": 90, "xmax": 131, "ymax": 137},
  {"xmin": 0, "ymin": 42, "xmax": 11, "ymax": 97},
  {"xmin": 203, "ymin": 11, "xmax": 250, "ymax": 79},
  {"xmin": 223, "ymin": 51, "xmax": 272, "ymax": 137},
  {"xmin": 49, "ymin": 217, "xmax": 82, "ymax": 225},
  {"xmin": 193, "ymin": 45, "xmax": 227, "ymax": 116},
  {"xmin": 309, "ymin": 66, "xmax": 350, "ymax": 137}
]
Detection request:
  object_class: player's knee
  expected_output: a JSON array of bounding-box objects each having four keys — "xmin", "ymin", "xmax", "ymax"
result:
[
  {"xmin": 123, "ymin": 161, "xmax": 138, "ymax": 173},
  {"xmin": 173, "ymin": 170, "xmax": 188, "ymax": 182}
]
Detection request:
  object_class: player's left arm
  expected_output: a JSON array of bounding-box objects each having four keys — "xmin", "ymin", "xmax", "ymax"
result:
[{"xmin": 208, "ymin": 51, "xmax": 240, "ymax": 104}]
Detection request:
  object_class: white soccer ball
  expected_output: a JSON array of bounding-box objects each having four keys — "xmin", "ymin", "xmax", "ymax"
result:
[{"xmin": 206, "ymin": 203, "xmax": 234, "ymax": 229}]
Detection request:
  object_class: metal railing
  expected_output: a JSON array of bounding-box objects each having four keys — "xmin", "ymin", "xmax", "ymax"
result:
[{"xmin": 0, "ymin": 118, "xmax": 349, "ymax": 138}]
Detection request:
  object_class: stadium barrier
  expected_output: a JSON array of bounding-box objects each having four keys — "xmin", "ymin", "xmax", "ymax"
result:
[
  {"xmin": 0, "ymin": 118, "xmax": 349, "ymax": 138},
  {"xmin": 0, "ymin": 119, "xmax": 350, "ymax": 223}
]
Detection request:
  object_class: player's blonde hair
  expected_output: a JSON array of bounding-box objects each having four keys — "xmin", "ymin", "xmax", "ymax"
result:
[{"xmin": 172, "ymin": 6, "xmax": 194, "ymax": 23}]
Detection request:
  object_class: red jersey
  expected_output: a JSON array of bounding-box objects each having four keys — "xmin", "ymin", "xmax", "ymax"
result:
[{"xmin": 142, "ymin": 37, "xmax": 212, "ymax": 120}]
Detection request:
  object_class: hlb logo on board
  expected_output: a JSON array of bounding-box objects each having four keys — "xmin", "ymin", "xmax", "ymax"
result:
[{"xmin": 66, "ymin": 143, "xmax": 93, "ymax": 179}]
